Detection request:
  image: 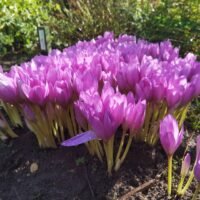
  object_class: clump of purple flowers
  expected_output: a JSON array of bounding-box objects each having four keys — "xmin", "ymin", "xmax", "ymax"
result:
[{"xmin": 0, "ymin": 32, "xmax": 199, "ymax": 173}]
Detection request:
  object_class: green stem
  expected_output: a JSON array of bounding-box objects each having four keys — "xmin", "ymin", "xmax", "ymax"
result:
[
  {"xmin": 115, "ymin": 129, "xmax": 126, "ymax": 165},
  {"xmin": 180, "ymin": 170, "xmax": 194, "ymax": 196},
  {"xmin": 147, "ymin": 103, "xmax": 159, "ymax": 143},
  {"xmin": 94, "ymin": 140, "xmax": 103, "ymax": 162},
  {"xmin": 192, "ymin": 183, "xmax": 200, "ymax": 200},
  {"xmin": 142, "ymin": 102, "xmax": 153, "ymax": 142},
  {"xmin": 177, "ymin": 176, "xmax": 185, "ymax": 195},
  {"xmin": 119, "ymin": 134, "xmax": 133, "ymax": 165},
  {"xmin": 70, "ymin": 105, "xmax": 77, "ymax": 134},
  {"xmin": 168, "ymin": 155, "xmax": 173, "ymax": 197},
  {"xmin": 66, "ymin": 107, "xmax": 74, "ymax": 137},
  {"xmin": 178, "ymin": 104, "xmax": 189, "ymax": 128},
  {"xmin": 103, "ymin": 135, "xmax": 114, "ymax": 176},
  {"xmin": 114, "ymin": 134, "xmax": 133, "ymax": 171},
  {"xmin": 97, "ymin": 140, "xmax": 104, "ymax": 157}
]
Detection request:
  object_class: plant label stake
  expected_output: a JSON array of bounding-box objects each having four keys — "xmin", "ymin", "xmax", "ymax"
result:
[{"xmin": 37, "ymin": 27, "xmax": 49, "ymax": 55}]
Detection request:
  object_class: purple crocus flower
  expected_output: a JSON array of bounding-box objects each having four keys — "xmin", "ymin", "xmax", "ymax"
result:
[
  {"xmin": 194, "ymin": 136, "xmax": 200, "ymax": 182},
  {"xmin": 181, "ymin": 83, "xmax": 195, "ymax": 105},
  {"xmin": 0, "ymin": 73, "xmax": 18, "ymax": 103},
  {"xmin": 52, "ymin": 81, "xmax": 72, "ymax": 105},
  {"xmin": 124, "ymin": 97, "xmax": 146, "ymax": 133},
  {"xmin": 62, "ymin": 84, "xmax": 126, "ymax": 146},
  {"xmin": 194, "ymin": 160, "xmax": 200, "ymax": 182},
  {"xmin": 191, "ymin": 75, "xmax": 200, "ymax": 97},
  {"xmin": 166, "ymin": 77, "xmax": 187, "ymax": 109},
  {"xmin": 180, "ymin": 153, "xmax": 191, "ymax": 177},
  {"xmin": 89, "ymin": 111, "xmax": 118, "ymax": 141},
  {"xmin": 136, "ymin": 77, "xmax": 152, "ymax": 101},
  {"xmin": 151, "ymin": 77, "xmax": 166, "ymax": 102},
  {"xmin": 21, "ymin": 81, "xmax": 49, "ymax": 106},
  {"xmin": 159, "ymin": 114, "xmax": 184, "ymax": 156},
  {"xmin": 195, "ymin": 135, "xmax": 200, "ymax": 162}
]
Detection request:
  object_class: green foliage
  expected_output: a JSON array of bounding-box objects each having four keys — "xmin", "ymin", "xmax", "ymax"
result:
[
  {"xmin": 46, "ymin": 0, "xmax": 200, "ymax": 57},
  {"xmin": 48, "ymin": 0, "xmax": 137, "ymax": 47},
  {"xmin": 186, "ymin": 98, "xmax": 200, "ymax": 132},
  {"xmin": 0, "ymin": 0, "xmax": 200, "ymax": 58},
  {"xmin": 0, "ymin": 0, "xmax": 50, "ymax": 55},
  {"xmin": 135, "ymin": 0, "xmax": 200, "ymax": 57}
]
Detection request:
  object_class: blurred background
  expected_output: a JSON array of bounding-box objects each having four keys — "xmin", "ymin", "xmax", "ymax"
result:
[{"xmin": 0, "ymin": 0, "xmax": 199, "ymax": 65}]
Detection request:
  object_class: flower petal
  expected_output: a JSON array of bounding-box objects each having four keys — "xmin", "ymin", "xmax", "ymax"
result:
[{"xmin": 61, "ymin": 131, "xmax": 98, "ymax": 146}]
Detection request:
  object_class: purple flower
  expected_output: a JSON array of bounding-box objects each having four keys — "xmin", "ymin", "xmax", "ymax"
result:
[
  {"xmin": 136, "ymin": 77, "xmax": 152, "ymax": 101},
  {"xmin": 102, "ymin": 90, "xmax": 126, "ymax": 126},
  {"xmin": 0, "ymin": 73, "xmax": 18, "ymax": 103},
  {"xmin": 74, "ymin": 101, "xmax": 89, "ymax": 131},
  {"xmin": 191, "ymin": 75, "xmax": 200, "ymax": 97},
  {"xmin": 194, "ymin": 136, "xmax": 200, "ymax": 182},
  {"xmin": 62, "ymin": 130, "xmax": 98, "ymax": 146},
  {"xmin": 124, "ymin": 98, "xmax": 146, "ymax": 132},
  {"xmin": 166, "ymin": 78, "xmax": 186, "ymax": 109},
  {"xmin": 52, "ymin": 81, "xmax": 72, "ymax": 105},
  {"xmin": 181, "ymin": 83, "xmax": 195, "ymax": 105},
  {"xmin": 159, "ymin": 114, "xmax": 184, "ymax": 156},
  {"xmin": 89, "ymin": 111, "xmax": 118, "ymax": 141},
  {"xmin": 125, "ymin": 62, "xmax": 140, "ymax": 89},
  {"xmin": 194, "ymin": 160, "xmax": 200, "ymax": 182},
  {"xmin": 196, "ymin": 135, "xmax": 200, "ymax": 162},
  {"xmin": 21, "ymin": 81, "xmax": 49, "ymax": 106},
  {"xmin": 180, "ymin": 153, "xmax": 191, "ymax": 177},
  {"xmin": 152, "ymin": 77, "xmax": 166, "ymax": 102}
]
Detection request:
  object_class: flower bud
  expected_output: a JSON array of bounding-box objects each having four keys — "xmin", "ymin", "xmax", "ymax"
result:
[
  {"xmin": 180, "ymin": 153, "xmax": 191, "ymax": 177},
  {"xmin": 194, "ymin": 160, "xmax": 200, "ymax": 182}
]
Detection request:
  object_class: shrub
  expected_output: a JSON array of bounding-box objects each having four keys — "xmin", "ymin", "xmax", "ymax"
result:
[{"xmin": 0, "ymin": 0, "xmax": 50, "ymax": 55}]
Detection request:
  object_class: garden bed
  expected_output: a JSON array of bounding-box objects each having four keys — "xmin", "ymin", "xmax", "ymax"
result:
[{"xmin": 0, "ymin": 129, "xmax": 196, "ymax": 200}]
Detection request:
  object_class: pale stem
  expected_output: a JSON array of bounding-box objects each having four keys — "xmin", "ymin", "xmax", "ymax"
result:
[
  {"xmin": 25, "ymin": 120, "xmax": 42, "ymax": 146},
  {"xmin": 150, "ymin": 103, "xmax": 167, "ymax": 145},
  {"xmin": 70, "ymin": 105, "xmax": 78, "ymax": 134},
  {"xmin": 3, "ymin": 103, "xmax": 22, "ymax": 127},
  {"xmin": 168, "ymin": 155, "xmax": 173, "ymax": 197},
  {"xmin": 85, "ymin": 142, "xmax": 94, "ymax": 155},
  {"xmin": 94, "ymin": 140, "xmax": 103, "ymax": 162},
  {"xmin": 178, "ymin": 104, "xmax": 189, "ymax": 128},
  {"xmin": 158, "ymin": 102, "xmax": 168, "ymax": 120},
  {"xmin": 115, "ymin": 129, "xmax": 126, "ymax": 165},
  {"xmin": 142, "ymin": 102, "xmax": 153, "ymax": 142},
  {"xmin": 115, "ymin": 134, "xmax": 133, "ymax": 171},
  {"xmin": 66, "ymin": 107, "xmax": 74, "ymax": 137},
  {"xmin": 180, "ymin": 170, "xmax": 194, "ymax": 195},
  {"xmin": 32, "ymin": 105, "xmax": 56, "ymax": 148},
  {"xmin": 89, "ymin": 141, "xmax": 96, "ymax": 156},
  {"xmin": 97, "ymin": 140, "xmax": 104, "ymax": 156},
  {"xmin": 103, "ymin": 135, "xmax": 114, "ymax": 176},
  {"xmin": 147, "ymin": 103, "xmax": 159, "ymax": 143},
  {"xmin": 177, "ymin": 176, "xmax": 185, "ymax": 195}
]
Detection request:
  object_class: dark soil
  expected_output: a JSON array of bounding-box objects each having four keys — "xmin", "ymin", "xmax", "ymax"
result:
[{"xmin": 0, "ymin": 129, "xmax": 197, "ymax": 200}]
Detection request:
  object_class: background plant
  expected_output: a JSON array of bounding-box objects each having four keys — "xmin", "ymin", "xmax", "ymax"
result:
[
  {"xmin": 0, "ymin": 0, "xmax": 51, "ymax": 55},
  {"xmin": 186, "ymin": 98, "xmax": 200, "ymax": 132},
  {"xmin": 1, "ymin": 0, "xmax": 199, "ymax": 59}
]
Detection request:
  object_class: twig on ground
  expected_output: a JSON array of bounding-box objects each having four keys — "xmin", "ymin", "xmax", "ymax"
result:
[
  {"xmin": 119, "ymin": 179, "xmax": 156, "ymax": 200},
  {"xmin": 12, "ymin": 187, "xmax": 22, "ymax": 200},
  {"xmin": 119, "ymin": 170, "xmax": 165, "ymax": 200},
  {"xmin": 84, "ymin": 165, "xmax": 95, "ymax": 199}
]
